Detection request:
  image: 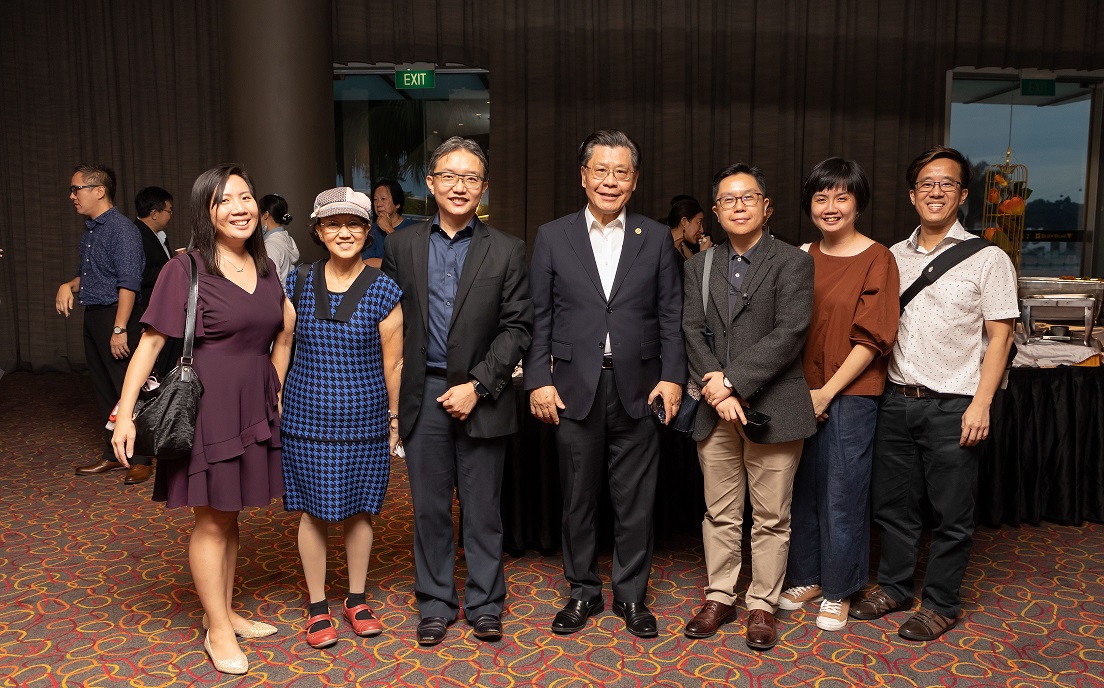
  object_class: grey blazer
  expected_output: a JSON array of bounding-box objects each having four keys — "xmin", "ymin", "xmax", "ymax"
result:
[{"xmin": 682, "ymin": 233, "xmax": 816, "ymax": 444}]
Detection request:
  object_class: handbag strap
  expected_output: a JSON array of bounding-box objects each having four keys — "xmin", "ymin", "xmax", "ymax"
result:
[
  {"xmin": 899, "ymin": 237, "xmax": 991, "ymax": 313},
  {"xmin": 180, "ymin": 254, "xmax": 199, "ymax": 375}
]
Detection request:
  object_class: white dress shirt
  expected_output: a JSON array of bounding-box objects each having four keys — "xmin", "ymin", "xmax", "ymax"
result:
[
  {"xmin": 888, "ymin": 221, "xmax": 1019, "ymax": 395},
  {"xmin": 584, "ymin": 206, "xmax": 626, "ymax": 355}
]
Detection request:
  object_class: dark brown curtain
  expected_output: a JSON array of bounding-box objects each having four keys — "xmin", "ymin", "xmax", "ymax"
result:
[
  {"xmin": 3, "ymin": 1, "xmax": 1103, "ymax": 372},
  {"xmin": 334, "ymin": 0, "xmax": 1104, "ymax": 251},
  {"xmin": 0, "ymin": 1, "xmax": 227, "ymax": 372}
]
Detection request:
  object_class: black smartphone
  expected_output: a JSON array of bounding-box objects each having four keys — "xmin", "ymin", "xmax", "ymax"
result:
[
  {"xmin": 743, "ymin": 408, "xmax": 771, "ymax": 427},
  {"xmin": 649, "ymin": 397, "xmax": 666, "ymax": 424}
]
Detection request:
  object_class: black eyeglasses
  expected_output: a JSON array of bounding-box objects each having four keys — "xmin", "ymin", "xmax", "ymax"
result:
[
  {"xmin": 69, "ymin": 184, "xmax": 102, "ymax": 195},
  {"xmin": 715, "ymin": 192, "xmax": 764, "ymax": 209},
  {"xmin": 914, "ymin": 180, "xmax": 961, "ymax": 194}
]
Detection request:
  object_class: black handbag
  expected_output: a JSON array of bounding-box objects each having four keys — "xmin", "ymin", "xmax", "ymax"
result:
[
  {"xmin": 132, "ymin": 254, "xmax": 203, "ymax": 458},
  {"xmin": 672, "ymin": 247, "xmax": 715, "ymax": 436}
]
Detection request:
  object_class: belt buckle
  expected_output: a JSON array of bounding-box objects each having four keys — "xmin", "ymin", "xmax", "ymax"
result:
[
  {"xmin": 601, "ymin": 355, "xmax": 614, "ymax": 369},
  {"xmin": 902, "ymin": 385, "xmax": 923, "ymax": 399}
]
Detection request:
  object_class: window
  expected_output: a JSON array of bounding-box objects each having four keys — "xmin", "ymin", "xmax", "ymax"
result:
[
  {"xmin": 334, "ymin": 67, "xmax": 490, "ymax": 220},
  {"xmin": 949, "ymin": 71, "xmax": 1101, "ymax": 276}
]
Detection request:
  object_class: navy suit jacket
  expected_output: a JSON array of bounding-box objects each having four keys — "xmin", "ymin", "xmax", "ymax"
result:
[
  {"xmin": 382, "ymin": 218, "xmax": 533, "ymax": 439},
  {"xmin": 524, "ymin": 209, "xmax": 686, "ymax": 420}
]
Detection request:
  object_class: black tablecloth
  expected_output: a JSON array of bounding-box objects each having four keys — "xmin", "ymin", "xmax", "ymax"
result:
[
  {"xmin": 978, "ymin": 366, "xmax": 1104, "ymax": 527},
  {"xmin": 502, "ymin": 367, "xmax": 1104, "ymax": 553}
]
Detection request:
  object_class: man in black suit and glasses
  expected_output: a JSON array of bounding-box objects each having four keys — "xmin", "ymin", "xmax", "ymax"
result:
[{"xmin": 383, "ymin": 137, "xmax": 533, "ymax": 646}]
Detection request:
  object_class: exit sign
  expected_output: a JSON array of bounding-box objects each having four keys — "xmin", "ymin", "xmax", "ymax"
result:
[
  {"xmin": 396, "ymin": 69, "xmax": 435, "ymax": 89},
  {"xmin": 1020, "ymin": 78, "xmax": 1056, "ymax": 96}
]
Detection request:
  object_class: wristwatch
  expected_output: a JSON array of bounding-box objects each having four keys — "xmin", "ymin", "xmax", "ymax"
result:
[
  {"xmin": 112, "ymin": 326, "xmax": 126, "ymax": 335},
  {"xmin": 471, "ymin": 380, "xmax": 490, "ymax": 398}
]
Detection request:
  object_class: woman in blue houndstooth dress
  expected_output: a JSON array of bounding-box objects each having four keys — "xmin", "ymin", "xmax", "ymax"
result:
[{"xmin": 272, "ymin": 188, "xmax": 403, "ymax": 648}]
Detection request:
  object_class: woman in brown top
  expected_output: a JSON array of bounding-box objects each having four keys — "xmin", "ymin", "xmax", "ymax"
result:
[{"xmin": 778, "ymin": 158, "xmax": 900, "ymax": 631}]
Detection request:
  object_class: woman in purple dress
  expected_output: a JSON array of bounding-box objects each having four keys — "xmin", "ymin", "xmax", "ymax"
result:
[{"xmin": 112, "ymin": 164, "xmax": 287, "ymax": 676}]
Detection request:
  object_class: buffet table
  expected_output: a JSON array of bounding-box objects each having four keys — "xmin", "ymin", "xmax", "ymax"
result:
[{"xmin": 501, "ymin": 367, "xmax": 1104, "ymax": 554}]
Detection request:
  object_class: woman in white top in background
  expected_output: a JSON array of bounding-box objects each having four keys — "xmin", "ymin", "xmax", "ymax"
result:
[{"xmin": 260, "ymin": 194, "xmax": 300, "ymax": 286}]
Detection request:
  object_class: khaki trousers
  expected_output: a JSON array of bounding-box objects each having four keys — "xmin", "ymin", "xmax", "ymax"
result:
[{"xmin": 696, "ymin": 419, "xmax": 803, "ymax": 611}]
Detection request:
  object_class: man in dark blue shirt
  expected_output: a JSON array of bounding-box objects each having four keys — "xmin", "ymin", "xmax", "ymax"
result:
[
  {"xmin": 55, "ymin": 164, "xmax": 146, "ymax": 482},
  {"xmin": 382, "ymin": 137, "xmax": 533, "ymax": 646}
]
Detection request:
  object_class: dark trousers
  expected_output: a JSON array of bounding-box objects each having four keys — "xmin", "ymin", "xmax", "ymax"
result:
[
  {"xmin": 787, "ymin": 395, "xmax": 878, "ymax": 600},
  {"xmin": 871, "ymin": 390, "xmax": 978, "ymax": 616},
  {"xmin": 403, "ymin": 374, "xmax": 507, "ymax": 620},
  {"xmin": 556, "ymin": 368, "xmax": 658, "ymax": 603},
  {"xmin": 83, "ymin": 303, "xmax": 148, "ymax": 465}
]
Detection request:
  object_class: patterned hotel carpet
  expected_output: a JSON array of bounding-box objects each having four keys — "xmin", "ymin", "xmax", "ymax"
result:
[{"xmin": 1, "ymin": 371, "xmax": 1103, "ymax": 687}]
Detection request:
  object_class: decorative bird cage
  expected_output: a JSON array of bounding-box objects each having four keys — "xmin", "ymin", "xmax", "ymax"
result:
[{"xmin": 980, "ymin": 152, "xmax": 1029, "ymax": 272}]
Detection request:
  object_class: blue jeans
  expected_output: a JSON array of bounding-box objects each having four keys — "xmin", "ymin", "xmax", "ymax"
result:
[{"xmin": 786, "ymin": 395, "xmax": 878, "ymax": 600}]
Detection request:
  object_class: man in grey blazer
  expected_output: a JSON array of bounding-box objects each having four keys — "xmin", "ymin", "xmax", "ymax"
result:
[
  {"xmin": 382, "ymin": 137, "xmax": 533, "ymax": 646},
  {"xmin": 681, "ymin": 163, "xmax": 815, "ymax": 650},
  {"xmin": 525, "ymin": 130, "xmax": 686, "ymax": 638}
]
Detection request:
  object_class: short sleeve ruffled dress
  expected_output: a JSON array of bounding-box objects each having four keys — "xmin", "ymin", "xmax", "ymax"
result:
[
  {"xmin": 280, "ymin": 262, "xmax": 402, "ymax": 521},
  {"xmin": 141, "ymin": 251, "xmax": 286, "ymax": 510}
]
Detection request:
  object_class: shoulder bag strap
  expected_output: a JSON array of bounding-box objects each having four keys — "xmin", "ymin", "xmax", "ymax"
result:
[
  {"xmin": 701, "ymin": 246, "xmax": 714, "ymax": 312},
  {"xmin": 899, "ymin": 238, "xmax": 992, "ymax": 313},
  {"xmin": 180, "ymin": 254, "xmax": 199, "ymax": 380}
]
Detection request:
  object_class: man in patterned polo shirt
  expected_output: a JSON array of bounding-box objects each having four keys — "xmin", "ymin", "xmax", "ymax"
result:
[
  {"xmin": 850, "ymin": 146, "xmax": 1019, "ymax": 641},
  {"xmin": 55, "ymin": 164, "xmax": 146, "ymax": 481}
]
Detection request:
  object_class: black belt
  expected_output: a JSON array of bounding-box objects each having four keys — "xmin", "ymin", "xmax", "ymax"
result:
[
  {"xmin": 425, "ymin": 367, "xmax": 447, "ymax": 377},
  {"xmin": 889, "ymin": 383, "xmax": 970, "ymax": 400},
  {"xmin": 601, "ymin": 355, "xmax": 614, "ymax": 369}
]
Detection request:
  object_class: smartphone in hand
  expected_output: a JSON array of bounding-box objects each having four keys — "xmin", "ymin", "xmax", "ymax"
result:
[
  {"xmin": 649, "ymin": 397, "xmax": 666, "ymax": 425},
  {"xmin": 743, "ymin": 408, "xmax": 771, "ymax": 427}
]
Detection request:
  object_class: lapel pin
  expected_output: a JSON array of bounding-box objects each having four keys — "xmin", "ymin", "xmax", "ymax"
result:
[{"xmin": 635, "ymin": 227, "xmax": 641, "ymax": 235}]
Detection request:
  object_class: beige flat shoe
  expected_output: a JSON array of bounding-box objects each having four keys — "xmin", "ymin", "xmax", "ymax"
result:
[
  {"xmin": 202, "ymin": 613, "xmax": 279, "ymax": 639},
  {"xmin": 203, "ymin": 631, "xmax": 248, "ymax": 675}
]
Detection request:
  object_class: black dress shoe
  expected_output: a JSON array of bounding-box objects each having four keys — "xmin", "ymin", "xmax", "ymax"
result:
[
  {"xmin": 469, "ymin": 614, "xmax": 503, "ymax": 642},
  {"xmin": 551, "ymin": 597, "xmax": 604, "ymax": 634},
  {"xmin": 612, "ymin": 600, "xmax": 658, "ymax": 638},
  {"xmin": 416, "ymin": 616, "xmax": 451, "ymax": 645},
  {"xmin": 75, "ymin": 458, "xmax": 125, "ymax": 475}
]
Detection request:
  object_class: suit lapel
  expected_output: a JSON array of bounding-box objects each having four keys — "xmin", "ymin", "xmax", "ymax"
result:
[
  {"xmin": 412, "ymin": 221, "xmax": 431, "ymax": 334},
  {"xmin": 449, "ymin": 220, "xmax": 490, "ymax": 329},
  {"xmin": 608, "ymin": 212, "xmax": 645, "ymax": 302},
  {"xmin": 566, "ymin": 209, "xmax": 607, "ymax": 300}
]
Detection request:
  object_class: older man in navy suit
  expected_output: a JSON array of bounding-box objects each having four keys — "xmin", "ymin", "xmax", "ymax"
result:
[{"xmin": 525, "ymin": 129, "xmax": 686, "ymax": 638}]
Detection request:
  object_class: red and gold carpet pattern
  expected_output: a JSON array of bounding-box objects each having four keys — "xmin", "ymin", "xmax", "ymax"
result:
[{"xmin": 1, "ymin": 372, "xmax": 1102, "ymax": 686}]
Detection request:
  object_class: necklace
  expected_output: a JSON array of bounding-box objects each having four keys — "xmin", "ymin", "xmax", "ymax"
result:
[{"xmin": 220, "ymin": 251, "xmax": 247, "ymax": 273}]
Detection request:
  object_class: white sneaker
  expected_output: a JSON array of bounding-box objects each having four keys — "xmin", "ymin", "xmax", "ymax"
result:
[
  {"xmin": 778, "ymin": 584, "xmax": 822, "ymax": 611},
  {"xmin": 816, "ymin": 597, "xmax": 849, "ymax": 631}
]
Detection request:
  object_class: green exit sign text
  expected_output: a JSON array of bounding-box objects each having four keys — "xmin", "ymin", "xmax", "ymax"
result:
[
  {"xmin": 396, "ymin": 70, "xmax": 435, "ymax": 89},
  {"xmin": 1020, "ymin": 78, "xmax": 1056, "ymax": 97}
]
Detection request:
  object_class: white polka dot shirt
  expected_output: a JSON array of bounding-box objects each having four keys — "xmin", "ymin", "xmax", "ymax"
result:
[{"xmin": 888, "ymin": 221, "xmax": 1020, "ymax": 395}]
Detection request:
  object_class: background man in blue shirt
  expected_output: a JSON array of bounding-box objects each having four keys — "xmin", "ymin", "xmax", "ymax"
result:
[{"xmin": 55, "ymin": 164, "xmax": 146, "ymax": 481}]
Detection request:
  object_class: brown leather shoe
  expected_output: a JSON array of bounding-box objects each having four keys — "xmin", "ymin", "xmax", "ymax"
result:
[
  {"xmin": 75, "ymin": 458, "xmax": 125, "ymax": 475},
  {"xmin": 745, "ymin": 609, "xmax": 777, "ymax": 651},
  {"xmin": 685, "ymin": 600, "xmax": 739, "ymax": 639},
  {"xmin": 898, "ymin": 606, "xmax": 957, "ymax": 641},
  {"xmin": 849, "ymin": 585, "xmax": 908, "ymax": 620},
  {"xmin": 124, "ymin": 464, "xmax": 152, "ymax": 485}
]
